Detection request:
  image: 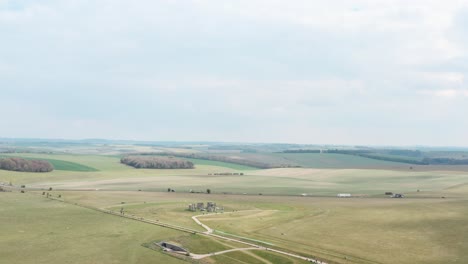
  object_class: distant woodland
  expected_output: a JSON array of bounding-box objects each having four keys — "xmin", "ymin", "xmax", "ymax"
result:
[
  {"xmin": 132, "ymin": 152, "xmax": 295, "ymax": 169},
  {"xmin": 0, "ymin": 157, "xmax": 54, "ymax": 172},
  {"xmin": 121, "ymin": 156, "xmax": 194, "ymax": 169},
  {"xmin": 282, "ymin": 149, "xmax": 468, "ymax": 165}
]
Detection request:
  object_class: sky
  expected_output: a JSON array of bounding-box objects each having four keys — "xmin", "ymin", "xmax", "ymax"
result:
[{"xmin": 1, "ymin": 0, "xmax": 468, "ymax": 146}]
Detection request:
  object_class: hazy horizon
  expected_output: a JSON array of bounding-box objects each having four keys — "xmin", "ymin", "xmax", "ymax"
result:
[{"xmin": 1, "ymin": 0, "xmax": 468, "ymax": 145}]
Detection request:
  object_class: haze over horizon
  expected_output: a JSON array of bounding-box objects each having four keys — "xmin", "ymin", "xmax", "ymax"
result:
[{"xmin": 1, "ymin": 0, "xmax": 468, "ymax": 146}]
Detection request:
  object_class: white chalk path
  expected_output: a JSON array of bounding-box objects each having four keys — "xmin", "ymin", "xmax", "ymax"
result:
[
  {"xmin": 192, "ymin": 214, "xmax": 213, "ymax": 234},
  {"xmin": 191, "ymin": 212, "xmax": 327, "ymax": 264},
  {"xmin": 190, "ymin": 247, "xmax": 261, "ymax": 259}
]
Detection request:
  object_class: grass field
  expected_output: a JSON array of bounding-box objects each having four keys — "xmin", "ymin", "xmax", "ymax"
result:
[
  {"xmin": 186, "ymin": 158, "xmax": 257, "ymax": 170},
  {"xmin": 220, "ymin": 153, "xmax": 416, "ymax": 169},
  {"xmin": 0, "ymin": 192, "xmax": 186, "ymax": 264},
  {"xmin": 2, "ymin": 153, "xmax": 468, "ymax": 196},
  {"xmin": 51, "ymin": 190, "xmax": 468, "ymax": 264},
  {"xmin": 2, "ymin": 151, "xmax": 468, "ymax": 264}
]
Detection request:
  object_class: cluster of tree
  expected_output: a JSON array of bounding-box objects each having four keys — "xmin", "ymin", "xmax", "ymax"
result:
[
  {"xmin": 121, "ymin": 156, "xmax": 194, "ymax": 169},
  {"xmin": 422, "ymin": 158, "xmax": 468, "ymax": 165},
  {"xmin": 135, "ymin": 152, "xmax": 296, "ymax": 169},
  {"xmin": 282, "ymin": 149, "xmax": 322, "ymax": 153},
  {"xmin": 0, "ymin": 157, "xmax": 54, "ymax": 172},
  {"xmin": 282, "ymin": 149, "xmax": 429, "ymax": 165},
  {"xmin": 325, "ymin": 149, "xmax": 372, "ymax": 155},
  {"xmin": 386, "ymin": 149, "xmax": 422, "ymax": 157},
  {"xmin": 358, "ymin": 154, "xmax": 427, "ymax": 165}
]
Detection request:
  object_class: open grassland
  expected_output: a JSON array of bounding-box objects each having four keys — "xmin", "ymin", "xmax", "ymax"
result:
[
  {"xmin": 1, "ymin": 191, "xmax": 312, "ymax": 264},
  {"xmin": 222, "ymin": 153, "xmax": 414, "ymax": 169},
  {"xmin": 200, "ymin": 196, "xmax": 468, "ymax": 264},
  {"xmin": 1, "ymin": 153, "xmax": 468, "ymax": 196},
  {"xmin": 185, "ymin": 158, "xmax": 257, "ymax": 170},
  {"xmin": 3, "ymin": 153, "xmax": 468, "ymax": 263},
  {"xmin": 209, "ymin": 250, "xmax": 310, "ymax": 264},
  {"xmin": 55, "ymin": 191, "xmax": 468, "ymax": 264},
  {"xmin": 0, "ymin": 192, "xmax": 187, "ymax": 264}
]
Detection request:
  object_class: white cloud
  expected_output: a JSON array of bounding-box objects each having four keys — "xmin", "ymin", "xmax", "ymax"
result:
[
  {"xmin": 1, "ymin": 0, "xmax": 468, "ymax": 145},
  {"xmin": 422, "ymin": 89, "xmax": 468, "ymax": 98}
]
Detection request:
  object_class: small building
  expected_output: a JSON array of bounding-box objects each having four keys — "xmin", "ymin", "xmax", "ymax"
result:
[
  {"xmin": 391, "ymin": 193, "xmax": 404, "ymax": 198},
  {"xmin": 196, "ymin": 203, "xmax": 204, "ymax": 210},
  {"xmin": 337, "ymin": 193, "xmax": 351, "ymax": 198},
  {"xmin": 158, "ymin": 241, "xmax": 189, "ymax": 254}
]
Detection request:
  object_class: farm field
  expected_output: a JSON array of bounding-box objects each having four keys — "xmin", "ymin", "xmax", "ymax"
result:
[
  {"xmin": 2, "ymin": 151, "xmax": 468, "ymax": 264},
  {"xmin": 2, "ymin": 153, "xmax": 468, "ymax": 196}
]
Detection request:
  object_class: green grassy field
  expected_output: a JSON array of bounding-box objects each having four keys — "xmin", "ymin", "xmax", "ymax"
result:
[
  {"xmin": 52, "ymin": 190, "xmax": 468, "ymax": 264},
  {"xmin": 220, "ymin": 153, "xmax": 417, "ymax": 169},
  {"xmin": 186, "ymin": 158, "xmax": 257, "ymax": 170},
  {"xmin": 0, "ymin": 192, "xmax": 186, "ymax": 264},
  {"xmin": 2, "ymin": 152, "xmax": 468, "ymax": 264},
  {"xmin": 2, "ymin": 153, "xmax": 468, "ymax": 196}
]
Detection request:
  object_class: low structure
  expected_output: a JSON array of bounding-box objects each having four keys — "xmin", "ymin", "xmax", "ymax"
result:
[
  {"xmin": 206, "ymin": 202, "xmax": 216, "ymax": 212},
  {"xmin": 188, "ymin": 201, "xmax": 223, "ymax": 213},
  {"xmin": 157, "ymin": 241, "xmax": 189, "ymax": 254},
  {"xmin": 188, "ymin": 203, "xmax": 197, "ymax": 211},
  {"xmin": 391, "ymin": 193, "xmax": 404, "ymax": 198}
]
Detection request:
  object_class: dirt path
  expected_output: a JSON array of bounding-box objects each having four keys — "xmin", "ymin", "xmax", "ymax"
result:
[
  {"xmin": 190, "ymin": 247, "xmax": 262, "ymax": 259},
  {"xmin": 192, "ymin": 214, "xmax": 213, "ymax": 234},
  {"xmin": 191, "ymin": 211, "xmax": 327, "ymax": 264}
]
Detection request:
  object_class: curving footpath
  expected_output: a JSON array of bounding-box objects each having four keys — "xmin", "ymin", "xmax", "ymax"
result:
[
  {"xmin": 191, "ymin": 213, "xmax": 327, "ymax": 264},
  {"xmin": 190, "ymin": 247, "xmax": 261, "ymax": 259},
  {"xmin": 192, "ymin": 214, "xmax": 213, "ymax": 234}
]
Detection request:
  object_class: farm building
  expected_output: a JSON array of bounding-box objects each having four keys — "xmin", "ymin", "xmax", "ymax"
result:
[{"xmin": 337, "ymin": 193, "xmax": 351, "ymax": 198}]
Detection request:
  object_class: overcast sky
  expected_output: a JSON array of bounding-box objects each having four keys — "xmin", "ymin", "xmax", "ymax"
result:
[{"xmin": 1, "ymin": 0, "xmax": 468, "ymax": 146}]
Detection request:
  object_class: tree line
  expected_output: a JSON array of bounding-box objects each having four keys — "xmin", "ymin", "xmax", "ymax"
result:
[
  {"xmin": 134, "ymin": 152, "xmax": 295, "ymax": 169},
  {"xmin": 121, "ymin": 156, "xmax": 194, "ymax": 169},
  {"xmin": 0, "ymin": 157, "xmax": 54, "ymax": 172}
]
